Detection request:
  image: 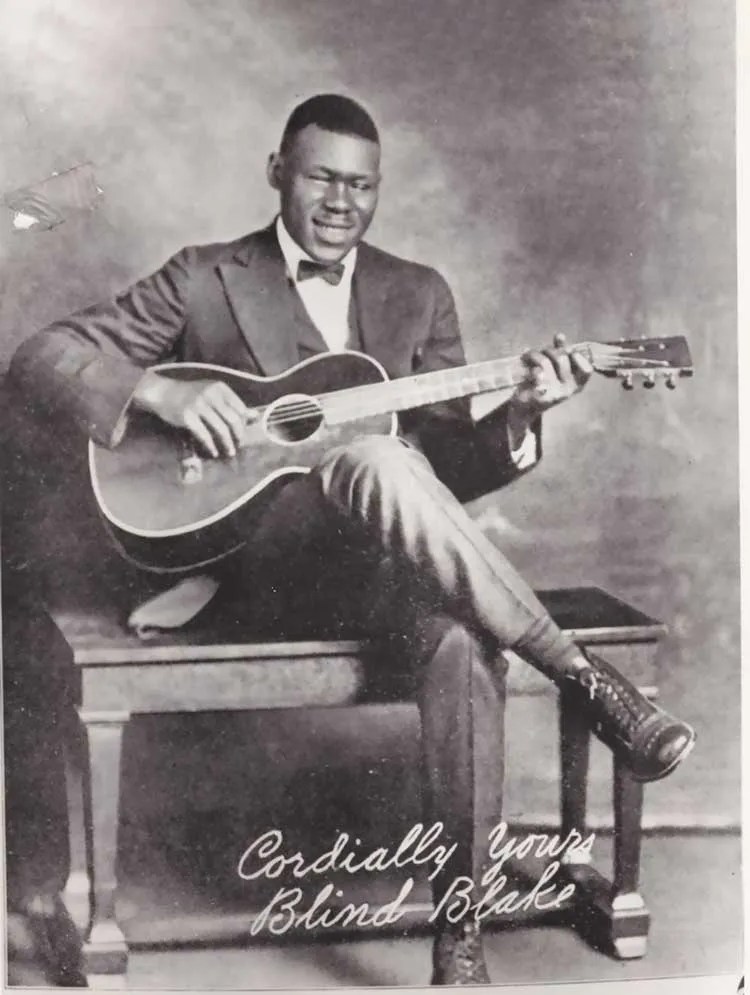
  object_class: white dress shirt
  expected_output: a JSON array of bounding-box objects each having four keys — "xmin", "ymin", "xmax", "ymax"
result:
[
  {"xmin": 275, "ymin": 215, "xmax": 536, "ymax": 468},
  {"xmin": 276, "ymin": 215, "xmax": 356, "ymax": 353}
]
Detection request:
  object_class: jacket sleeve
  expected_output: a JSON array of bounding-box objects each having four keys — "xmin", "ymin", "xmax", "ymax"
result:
[
  {"xmin": 8, "ymin": 248, "xmax": 193, "ymax": 447},
  {"xmin": 399, "ymin": 270, "xmax": 541, "ymax": 503}
]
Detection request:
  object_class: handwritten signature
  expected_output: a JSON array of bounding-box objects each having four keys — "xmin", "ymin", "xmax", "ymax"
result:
[{"xmin": 238, "ymin": 821, "xmax": 595, "ymax": 936}]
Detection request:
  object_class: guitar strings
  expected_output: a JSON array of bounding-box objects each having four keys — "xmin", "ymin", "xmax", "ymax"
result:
[
  {"xmin": 258, "ymin": 356, "xmax": 677, "ymax": 427},
  {"xmin": 260, "ymin": 358, "xmax": 530, "ymax": 425},
  {"xmin": 262, "ymin": 382, "xmax": 501, "ymax": 425}
]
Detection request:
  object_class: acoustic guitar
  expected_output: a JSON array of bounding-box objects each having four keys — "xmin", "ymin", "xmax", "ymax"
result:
[{"xmin": 89, "ymin": 336, "xmax": 693, "ymax": 572}]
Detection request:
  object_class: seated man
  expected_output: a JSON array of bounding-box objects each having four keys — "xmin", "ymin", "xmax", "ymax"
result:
[{"xmin": 7, "ymin": 93, "xmax": 695, "ymax": 986}]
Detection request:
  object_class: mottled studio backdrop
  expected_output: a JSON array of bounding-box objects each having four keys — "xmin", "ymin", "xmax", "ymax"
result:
[{"xmin": 0, "ymin": 0, "xmax": 738, "ymax": 828}]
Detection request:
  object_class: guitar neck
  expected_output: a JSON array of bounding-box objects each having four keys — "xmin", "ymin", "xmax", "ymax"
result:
[
  {"xmin": 320, "ymin": 351, "xmax": 579, "ymax": 424},
  {"xmin": 310, "ymin": 333, "xmax": 692, "ymax": 425}
]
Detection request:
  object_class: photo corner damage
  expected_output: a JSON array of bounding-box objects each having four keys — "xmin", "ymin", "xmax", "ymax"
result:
[{"xmin": 4, "ymin": 162, "xmax": 102, "ymax": 232}]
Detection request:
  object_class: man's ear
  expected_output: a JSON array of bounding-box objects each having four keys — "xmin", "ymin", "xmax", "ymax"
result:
[{"xmin": 266, "ymin": 153, "xmax": 283, "ymax": 191}]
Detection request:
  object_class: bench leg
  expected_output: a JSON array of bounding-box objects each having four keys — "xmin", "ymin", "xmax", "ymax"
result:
[
  {"xmin": 79, "ymin": 710, "xmax": 130, "ymax": 983},
  {"xmin": 559, "ymin": 687, "xmax": 591, "ymax": 839},
  {"xmin": 557, "ymin": 686, "xmax": 650, "ymax": 961},
  {"xmin": 609, "ymin": 759, "xmax": 649, "ymax": 958},
  {"xmin": 63, "ymin": 723, "xmax": 92, "ymax": 933}
]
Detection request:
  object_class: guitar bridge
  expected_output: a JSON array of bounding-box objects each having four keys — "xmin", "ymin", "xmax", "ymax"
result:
[{"xmin": 179, "ymin": 439, "xmax": 203, "ymax": 484}]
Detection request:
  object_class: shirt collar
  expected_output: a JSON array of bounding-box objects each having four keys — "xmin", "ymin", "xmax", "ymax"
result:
[{"xmin": 275, "ymin": 215, "xmax": 357, "ymax": 285}]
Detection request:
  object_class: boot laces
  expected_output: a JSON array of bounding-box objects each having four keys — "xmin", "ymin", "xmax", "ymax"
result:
[
  {"xmin": 575, "ymin": 664, "xmax": 642, "ymax": 737},
  {"xmin": 579, "ymin": 669, "xmax": 598, "ymax": 701}
]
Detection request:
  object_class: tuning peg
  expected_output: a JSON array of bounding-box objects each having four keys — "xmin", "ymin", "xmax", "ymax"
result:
[
  {"xmin": 642, "ymin": 373, "xmax": 656, "ymax": 389},
  {"xmin": 621, "ymin": 372, "xmax": 634, "ymax": 390}
]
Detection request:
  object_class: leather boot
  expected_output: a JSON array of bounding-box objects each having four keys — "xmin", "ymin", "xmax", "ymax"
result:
[
  {"xmin": 431, "ymin": 920, "xmax": 490, "ymax": 986},
  {"xmin": 564, "ymin": 650, "xmax": 696, "ymax": 782}
]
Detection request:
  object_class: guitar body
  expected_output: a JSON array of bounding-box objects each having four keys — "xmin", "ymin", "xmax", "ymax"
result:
[{"xmin": 90, "ymin": 352, "xmax": 394, "ymax": 573}]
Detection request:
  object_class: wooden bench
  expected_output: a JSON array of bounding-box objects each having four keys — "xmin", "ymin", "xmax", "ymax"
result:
[{"xmin": 52, "ymin": 585, "xmax": 665, "ymax": 983}]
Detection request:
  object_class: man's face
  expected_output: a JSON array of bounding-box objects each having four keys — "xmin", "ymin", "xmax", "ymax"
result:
[{"xmin": 268, "ymin": 124, "xmax": 381, "ymax": 263}]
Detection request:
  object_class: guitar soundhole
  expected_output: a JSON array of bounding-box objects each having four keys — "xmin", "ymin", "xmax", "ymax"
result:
[{"xmin": 263, "ymin": 393, "xmax": 325, "ymax": 445}]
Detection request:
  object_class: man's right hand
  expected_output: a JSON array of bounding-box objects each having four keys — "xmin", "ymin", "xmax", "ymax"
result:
[{"xmin": 132, "ymin": 370, "xmax": 257, "ymax": 458}]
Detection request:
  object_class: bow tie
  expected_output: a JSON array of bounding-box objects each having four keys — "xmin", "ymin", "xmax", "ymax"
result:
[{"xmin": 296, "ymin": 258, "xmax": 345, "ymax": 286}]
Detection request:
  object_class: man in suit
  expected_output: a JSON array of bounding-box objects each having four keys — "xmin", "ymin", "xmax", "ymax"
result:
[{"xmin": 7, "ymin": 94, "xmax": 694, "ymax": 986}]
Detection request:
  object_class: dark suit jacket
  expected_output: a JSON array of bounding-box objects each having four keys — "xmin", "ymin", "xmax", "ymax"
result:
[{"xmin": 9, "ymin": 224, "xmax": 540, "ymax": 504}]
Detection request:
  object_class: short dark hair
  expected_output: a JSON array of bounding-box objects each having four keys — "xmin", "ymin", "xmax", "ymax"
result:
[{"xmin": 280, "ymin": 94, "xmax": 379, "ymax": 153}]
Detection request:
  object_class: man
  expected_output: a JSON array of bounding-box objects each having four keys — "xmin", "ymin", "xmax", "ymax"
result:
[{"xmin": 7, "ymin": 94, "xmax": 694, "ymax": 986}]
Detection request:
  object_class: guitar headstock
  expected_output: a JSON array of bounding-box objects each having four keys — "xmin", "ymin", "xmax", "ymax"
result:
[{"xmin": 585, "ymin": 336, "xmax": 694, "ymax": 390}]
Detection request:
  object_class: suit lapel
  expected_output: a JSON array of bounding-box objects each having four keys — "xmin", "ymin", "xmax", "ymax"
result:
[
  {"xmin": 217, "ymin": 227, "xmax": 299, "ymax": 375},
  {"xmin": 354, "ymin": 242, "xmax": 414, "ymax": 376},
  {"xmin": 353, "ymin": 243, "xmax": 396, "ymax": 366}
]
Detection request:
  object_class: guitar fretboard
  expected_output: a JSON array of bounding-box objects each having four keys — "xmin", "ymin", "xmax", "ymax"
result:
[{"xmin": 318, "ymin": 354, "xmax": 546, "ymax": 424}]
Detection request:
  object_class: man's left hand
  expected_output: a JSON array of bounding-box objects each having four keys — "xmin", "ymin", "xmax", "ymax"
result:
[{"xmin": 507, "ymin": 333, "xmax": 593, "ymax": 441}]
